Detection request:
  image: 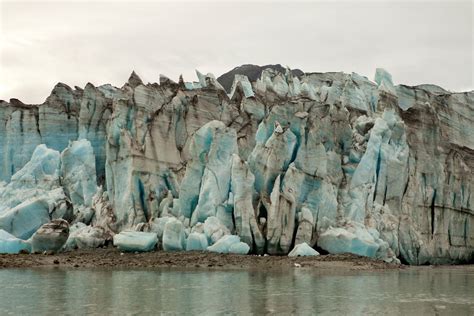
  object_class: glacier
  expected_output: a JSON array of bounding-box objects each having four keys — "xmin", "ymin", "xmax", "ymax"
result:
[{"xmin": 0, "ymin": 66, "xmax": 472, "ymax": 264}]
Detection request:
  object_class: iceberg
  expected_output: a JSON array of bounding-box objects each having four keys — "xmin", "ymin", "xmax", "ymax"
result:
[
  {"xmin": 162, "ymin": 218, "xmax": 186, "ymax": 251},
  {"xmin": 0, "ymin": 230, "xmax": 31, "ymax": 254},
  {"xmin": 185, "ymin": 232, "xmax": 208, "ymax": 251},
  {"xmin": 29, "ymin": 219, "xmax": 70, "ymax": 253},
  {"xmin": 207, "ymin": 235, "xmax": 250, "ymax": 254},
  {"xmin": 318, "ymin": 224, "xmax": 381, "ymax": 258},
  {"xmin": 64, "ymin": 223, "xmax": 108, "ymax": 250},
  {"xmin": 113, "ymin": 231, "xmax": 158, "ymax": 252},
  {"xmin": 288, "ymin": 243, "xmax": 320, "ymax": 257}
]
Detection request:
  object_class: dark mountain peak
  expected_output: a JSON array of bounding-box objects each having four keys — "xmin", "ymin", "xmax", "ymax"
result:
[{"xmin": 217, "ymin": 64, "xmax": 304, "ymax": 92}]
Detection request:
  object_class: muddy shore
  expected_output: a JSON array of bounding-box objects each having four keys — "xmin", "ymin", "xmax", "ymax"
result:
[{"xmin": 0, "ymin": 248, "xmax": 403, "ymax": 270}]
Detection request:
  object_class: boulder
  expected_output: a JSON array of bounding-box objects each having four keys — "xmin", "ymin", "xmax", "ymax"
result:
[{"xmin": 30, "ymin": 219, "xmax": 70, "ymax": 253}]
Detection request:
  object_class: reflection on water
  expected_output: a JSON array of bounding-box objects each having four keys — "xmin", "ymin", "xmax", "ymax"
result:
[{"xmin": 0, "ymin": 267, "xmax": 473, "ymax": 315}]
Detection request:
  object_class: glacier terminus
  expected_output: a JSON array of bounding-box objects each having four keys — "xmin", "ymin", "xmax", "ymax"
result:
[{"xmin": 0, "ymin": 66, "xmax": 472, "ymax": 265}]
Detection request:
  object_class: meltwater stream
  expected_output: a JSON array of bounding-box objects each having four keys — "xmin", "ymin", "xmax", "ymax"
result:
[{"xmin": 0, "ymin": 267, "xmax": 472, "ymax": 315}]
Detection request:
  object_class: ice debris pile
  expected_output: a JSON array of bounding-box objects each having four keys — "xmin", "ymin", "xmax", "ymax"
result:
[{"xmin": 0, "ymin": 66, "xmax": 472, "ymax": 264}]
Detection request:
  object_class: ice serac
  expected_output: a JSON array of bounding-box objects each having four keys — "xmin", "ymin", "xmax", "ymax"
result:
[
  {"xmin": 231, "ymin": 154, "xmax": 265, "ymax": 253},
  {"xmin": 61, "ymin": 139, "xmax": 98, "ymax": 207},
  {"xmin": 0, "ymin": 66, "xmax": 472, "ymax": 264},
  {"xmin": 181, "ymin": 120, "xmax": 238, "ymax": 226}
]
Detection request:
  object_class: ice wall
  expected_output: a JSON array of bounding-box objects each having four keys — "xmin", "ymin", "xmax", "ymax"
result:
[{"xmin": 0, "ymin": 67, "xmax": 472, "ymax": 264}]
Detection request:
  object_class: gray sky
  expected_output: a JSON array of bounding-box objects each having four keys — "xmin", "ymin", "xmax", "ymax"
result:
[{"xmin": 1, "ymin": 0, "xmax": 472, "ymax": 103}]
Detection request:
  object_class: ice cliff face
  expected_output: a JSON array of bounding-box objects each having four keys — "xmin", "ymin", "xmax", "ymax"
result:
[{"xmin": 0, "ymin": 67, "xmax": 472, "ymax": 264}]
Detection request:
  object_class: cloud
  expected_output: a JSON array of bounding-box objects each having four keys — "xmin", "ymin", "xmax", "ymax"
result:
[{"xmin": 0, "ymin": 0, "xmax": 472, "ymax": 103}]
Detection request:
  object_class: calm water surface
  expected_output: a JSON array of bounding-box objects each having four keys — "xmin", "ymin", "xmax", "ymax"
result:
[{"xmin": 0, "ymin": 266, "xmax": 472, "ymax": 315}]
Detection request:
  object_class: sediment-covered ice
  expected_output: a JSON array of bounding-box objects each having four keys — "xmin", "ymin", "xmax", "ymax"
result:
[{"xmin": 29, "ymin": 219, "xmax": 70, "ymax": 253}]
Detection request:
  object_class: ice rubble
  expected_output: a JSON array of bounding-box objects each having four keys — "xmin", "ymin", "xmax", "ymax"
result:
[{"xmin": 0, "ymin": 66, "xmax": 472, "ymax": 264}]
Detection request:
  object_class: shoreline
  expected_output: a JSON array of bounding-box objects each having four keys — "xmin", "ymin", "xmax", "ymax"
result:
[{"xmin": 0, "ymin": 248, "xmax": 405, "ymax": 270}]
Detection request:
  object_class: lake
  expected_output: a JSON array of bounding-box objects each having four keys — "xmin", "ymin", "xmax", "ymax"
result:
[{"xmin": 0, "ymin": 267, "xmax": 472, "ymax": 315}]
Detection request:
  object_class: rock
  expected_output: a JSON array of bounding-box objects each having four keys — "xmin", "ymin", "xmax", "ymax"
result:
[
  {"xmin": 113, "ymin": 231, "xmax": 158, "ymax": 252},
  {"xmin": 288, "ymin": 243, "xmax": 319, "ymax": 257},
  {"xmin": 29, "ymin": 219, "xmax": 70, "ymax": 253}
]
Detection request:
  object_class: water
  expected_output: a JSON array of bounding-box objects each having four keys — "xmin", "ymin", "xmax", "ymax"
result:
[{"xmin": 0, "ymin": 267, "xmax": 472, "ymax": 315}]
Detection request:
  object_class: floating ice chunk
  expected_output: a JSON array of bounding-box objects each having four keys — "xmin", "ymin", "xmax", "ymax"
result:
[
  {"xmin": 206, "ymin": 235, "xmax": 249, "ymax": 254},
  {"xmin": 288, "ymin": 243, "xmax": 320, "ymax": 257},
  {"xmin": 185, "ymin": 232, "xmax": 208, "ymax": 251},
  {"xmin": 60, "ymin": 139, "xmax": 97, "ymax": 207},
  {"xmin": 113, "ymin": 231, "xmax": 158, "ymax": 252},
  {"xmin": 162, "ymin": 218, "xmax": 186, "ymax": 251},
  {"xmin": 0, "ymin": 229, "xmax": 31, "ymax": 254},
  {"xmin": 29, "ymin": 219, "xmax": 69, "ymax": 253},
  {"xmin": 318, "ymin": 224, "xmax": 379, "ymax": 258}
]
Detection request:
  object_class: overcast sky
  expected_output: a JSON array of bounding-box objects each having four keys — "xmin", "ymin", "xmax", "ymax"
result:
[{"xmin": 0, "ymin": 0, "xmax": 472, "ymax": 103}]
